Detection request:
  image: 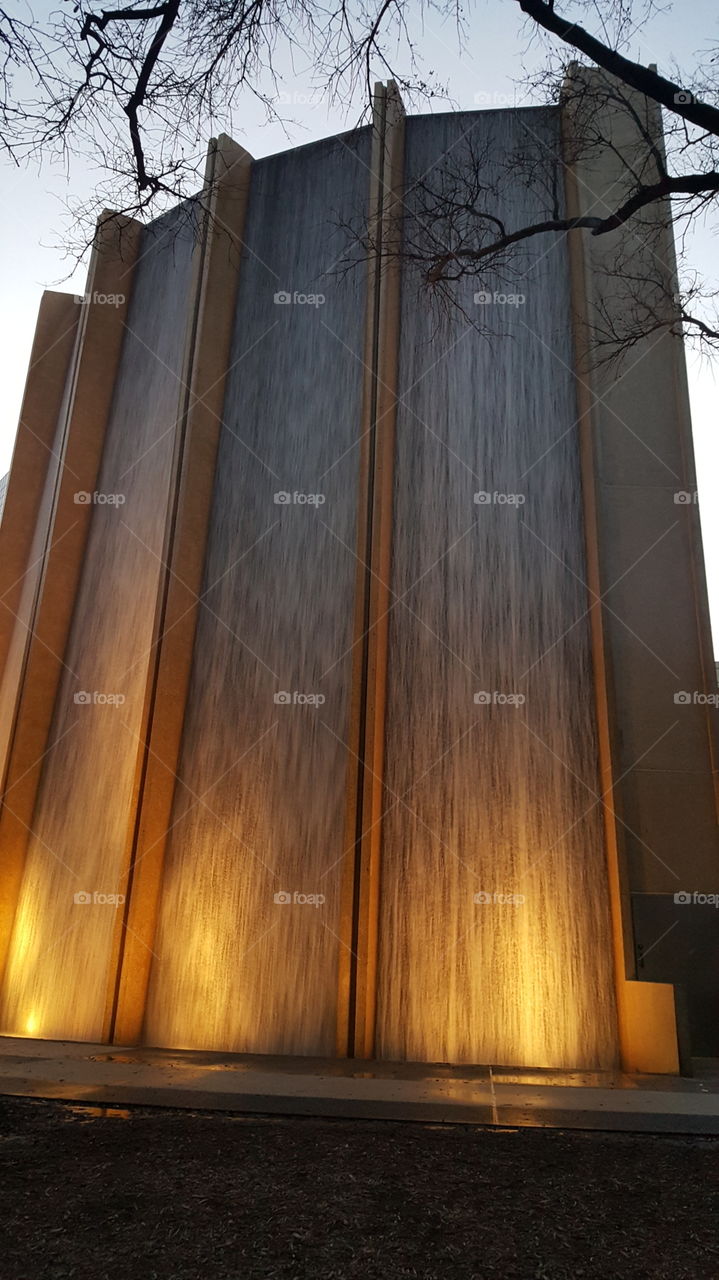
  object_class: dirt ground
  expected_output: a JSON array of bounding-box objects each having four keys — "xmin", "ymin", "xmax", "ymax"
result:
[{"xmin": 1, "ymin": 1096, "xmax": 718, "ymax": 1279}]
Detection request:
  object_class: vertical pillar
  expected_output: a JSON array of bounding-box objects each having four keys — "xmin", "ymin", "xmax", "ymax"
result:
[
  {"xmin": 0, "ymin": 215, "xmax": 143, "ymax": 984},
  {"xmin": 337, "ymin": 83, "xmax": 405, "ymax": 1058},
  {"xmin": 0, "ymin": 292, "xmax": 79, "ymax": 779},
  {"xmin": 0, "ymin": 291, "xmax": 79, "ymax": 673},
  {"xmin": 562, "ymin": 66, "xmax": 717, "ymax": 1070},
  {"xmin": 110, "ymin": 136, "xmax": 253, "ymax": 1043}
]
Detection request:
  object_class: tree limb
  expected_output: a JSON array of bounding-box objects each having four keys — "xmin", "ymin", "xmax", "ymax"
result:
[
  {"xmin": 425, "ymin": 168, "xmax": 719, "ymax": 279},
  {"xmin": 119, "ymin": 0, "xmax": 181, "ymax": 190},
  {"xmin": 81, "ymin": 5, "xmax": 171, "ymax": 40},
  {"xmin": 517, "ymin": 0, "xmax": 719, "ymax": 137}
]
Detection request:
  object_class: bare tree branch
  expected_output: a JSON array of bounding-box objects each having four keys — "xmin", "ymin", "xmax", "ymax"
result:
[{"xmin": 516, "ymin": 0, "xmax": 719, "ymax": 135}]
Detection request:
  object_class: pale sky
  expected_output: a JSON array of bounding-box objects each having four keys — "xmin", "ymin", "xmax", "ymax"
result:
[{"xmin": 1, "ymin": 0, "xmax": 717, "ymax": 642}]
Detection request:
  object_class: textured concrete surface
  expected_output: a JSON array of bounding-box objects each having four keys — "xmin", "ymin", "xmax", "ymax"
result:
[{"xmin": 2, "ymin": 1037, "xmax": 719, "ymax": 1132}]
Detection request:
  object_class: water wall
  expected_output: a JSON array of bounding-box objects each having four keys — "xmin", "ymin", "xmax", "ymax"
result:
[
  {"xmin": 143, "ymin": 132, "xmax": 372, "ymax": 1053},
  {"xmin": 6, "ymin": 91, "xmax": 701, "ymax": 1068},
  {"xmin": 0, "ymin": 361, "xmax": 75, "ymax": 773},
  {"xmin": 374, "ymin": 111, "xmax": 618, "ymax": 1068},
  {"xmin": 0, "ymin": 207, "xmax": 196, "ymax": 1040}
]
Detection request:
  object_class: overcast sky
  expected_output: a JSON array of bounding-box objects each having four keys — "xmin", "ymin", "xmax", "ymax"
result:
[{"xmin": 1, "ymin": 0, "xmax": 717, "ymax": 643}]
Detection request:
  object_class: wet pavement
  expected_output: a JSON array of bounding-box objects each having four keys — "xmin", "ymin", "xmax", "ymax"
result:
[{"xmin": 2, "ymin": 1036, "xmax": 719, "ymax": 1132}]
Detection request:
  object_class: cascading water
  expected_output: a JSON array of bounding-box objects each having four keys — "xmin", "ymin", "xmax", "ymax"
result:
[
  {"xmin": 0, "ymin": 110, "xmax": 619, "ymax": 1068},
  {"xmin": 0, "ymin": 206, "xmax": 196, "ymax": 1041},
  {"xmin": 142, "ymin": 132, "xmax": 371, "ymax": 1054},
  {"xmin": 375, "ymin": 110, "xmax": 619, "ymax": 1068},
  {"xmin": 0, "ymin": 364, "xmax": 74, "ymax": 774}
]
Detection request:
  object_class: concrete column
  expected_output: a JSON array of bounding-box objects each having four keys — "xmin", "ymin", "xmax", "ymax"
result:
[
  {"xmin": 0, "ymin": 292, "xmax": 79, "ymax": 781},
  {"xmin": 110, "ymin": 136, "xmax": 253, "ymax": 1044},
  {"xmin": 0, "ymin": 215, "xmax": 142, "ymax": 986},
  {"xmin": 563, "ymin": 66, "xmax": 718, "ymax": 1069},
  {"xmin": 337, "ymin": 82, "xmax": 405, "ymax": 1058}
]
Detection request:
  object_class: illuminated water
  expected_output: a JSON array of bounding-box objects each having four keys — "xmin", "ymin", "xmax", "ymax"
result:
[
  {"xmin": 0, "ymin": 206, "xmax": 196, "ymax": 1040},
  {"xmin": 143, "ymin": 132, "xmax": 371, "ymax": 1053},
  {"xmin": 1, "ymin": 110, "xmax": 618, "ymax": 1068},
  {"xmin": 0, "ymin": 350, "xmax": 76, "ymax": 778},
  {"xmin": 375, "ymin": 111, "xmax": 618, "ymax": 1068}
]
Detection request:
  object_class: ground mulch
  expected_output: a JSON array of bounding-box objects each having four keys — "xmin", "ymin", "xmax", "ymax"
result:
[{"xmin": 1, "ymin": 1096, "xmax": 718, "ymax": 1278}]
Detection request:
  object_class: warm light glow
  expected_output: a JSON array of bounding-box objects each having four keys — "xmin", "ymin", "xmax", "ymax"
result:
[{"xmin": 0, "ymin": 112, "xmax": 621, "ymax": 1072}]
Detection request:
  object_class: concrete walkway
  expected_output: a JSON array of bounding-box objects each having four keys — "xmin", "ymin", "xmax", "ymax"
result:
[{"xmin": 1, "ymin": 1036, "xmax": 719, "ymax": 1132}]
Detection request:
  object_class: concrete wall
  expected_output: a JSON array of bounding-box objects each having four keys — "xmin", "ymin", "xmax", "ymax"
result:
[
  {"xmin": 1, "ymin": 80, "xmax": 715, "ymax": 1067},
  {"xmin": 563, "ymin": 66, "xmax": 719, "ymax": 1060}
]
